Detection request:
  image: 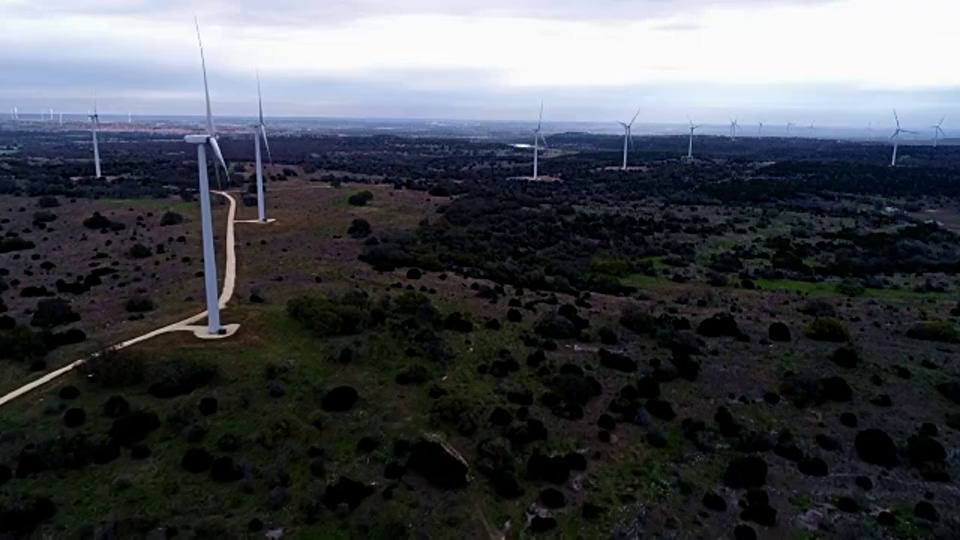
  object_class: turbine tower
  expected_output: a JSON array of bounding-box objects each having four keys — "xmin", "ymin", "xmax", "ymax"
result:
[
  {"xmin": 89, "ymin": 103, "xmax": 102, "ymax": 178},
  {"xmin": 786, "ymin": 121, "xmax": 794, "ymax": 136},
  {"xmin": 729, "ymin": 116, "xmax": 739, "ymax": 140},
  {"xmin": 254, "ymin": 71, "xmax": 274, "ymax": 223},
  {"xmin": 685, "ymin": 117, "xmax": 701, "ymax": 160},
  {"xmin": 532, "ymin": 102, "xmax": 547, "ymax": 179},
  {"xmin": 890, "ymin": 109, "xmax": 916, "ymax": 167},
  {"xmin": 185, "ymin": 18, "xmax": 231, "ymax": 336},
  {"xmin": 618, "ymin": 107, "xmax": 640, "ymax": 170},
  {"xmin": 758, "ymin": 121, "xmax": 764, "ymax": 139},
  {"xmin": 932, "ymin": 116, "xmax": 946, "ymax": 148},
  {"xmin": 808, "ymin": 121, "xmax": 815, "ymax": 137}
]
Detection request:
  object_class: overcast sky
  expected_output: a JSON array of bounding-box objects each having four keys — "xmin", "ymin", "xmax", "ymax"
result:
[{"xmin": 1, "ymin": 0, "xmax": 958, "ymax": 127}]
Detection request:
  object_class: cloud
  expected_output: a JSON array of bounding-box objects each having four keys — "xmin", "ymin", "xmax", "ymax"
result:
[
  {"xmin": 6, "ymin": 0, "xmax": 837, "ymax": 25},
  {"xmin": 1, "ymin": 0, "xmax": 959, "ymax": 124}
]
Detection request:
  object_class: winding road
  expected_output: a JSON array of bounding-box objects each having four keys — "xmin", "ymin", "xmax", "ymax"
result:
[{"xmin": 0, "ymin": 191, "xmax": 241, "ymax": 407}]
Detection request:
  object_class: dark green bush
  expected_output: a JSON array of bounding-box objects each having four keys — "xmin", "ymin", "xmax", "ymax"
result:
[
  {"xmin": 85, "ymin": 348, "xmax": 146, "ymax": 388},
  {"xmin": 619, "ymin": 304, "xmax": 657, "ymax": 335},
  {"xmin": 348, "ymin": 191, "xmax": 374, "ymax": 207},
  {"xmin": 348, "ymin": 218, "xmax": 372, "ymax": 239},
  {"xmin": 287, "ymin": 295, "xmax": 370, "ymax": 337},
  {"xmin": 836, "ymin": 279, "xmax": 865, "ymax": 297},
  {"xmin": 37, "ymin": 196, "xmax": 60, "ymax": 208},
  {"xmin": 906, "ymin": 320, "xmax": 958, "ymax": 343},
  {"xmin": 31, "ymin": 298, "xmax": 80, "ymax": 329},
  {"xmin": 160, "ymin": 211, "xmax": 184, "ymax": 226},
  {"xmin": 125, "ymin": 296, "xmax": 156, "ymax": 313},
  {"xmin": 148, "ymin": 356, "xmax": 219, "ymax": 398},
  {"xmin": 0, "ymin": 324, "xmax": 48, "ymax": 362},
  {"xmin": 804, "ymin": 318, "xmax": 850, "ymax": 342}
]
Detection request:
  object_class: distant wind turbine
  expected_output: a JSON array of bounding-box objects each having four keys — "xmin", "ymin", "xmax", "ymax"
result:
[
  {"xmin": 254, "ymin": 71, "xmax": 274, "ymax": 223},
  {"xmin": 729, "ymin": 116, "xmax": 739, "ymax": 140},
  {"xmin": 808, "ymin": 121, "xmax": 816, "ymax": 137},
  {"xmin": 685, "ymin": 117, "xmax": 702, "ymax": 160},
  {"xmin": 931, "ymin": 116, "xmax": 946, "ymax": 148},
  {"xmin": 890, "ymin": 109, "xmax": 917, "ymax": 167},
  {"xmin": 89, "ymin": 103, "xmax": 102, "ymax": 178},
  {"xmin": 59, "ymin": 112, "xmax": 63, "ymax": 126},
  {"xmin": 758, "ymin": 121, "xmax": 764, "ymax": 139},
  {"xmin": 618, "ymin": 108, "xmax": 641, "ymax": 170},
  {"xmin": 866, "ymin": 121, "xmax": 874, "ymax": 140},
  {"xmin": 532, "ymin": 102, "xmax": 547, "ymax": 179},
  {"xmin": 786, "ymin": 121, "xmax": 794, "ymax": 136},
  {"xmin": 185, "ymin": 18, "xmax": 231, "ymax": 336},
  {"xmin": 128, "ymin": 111, "xmax": 132, "ymax": 124}
]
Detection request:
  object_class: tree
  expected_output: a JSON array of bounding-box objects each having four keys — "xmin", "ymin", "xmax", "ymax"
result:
[
  {"xmin": 348, "ymin": 191, "xmax": 374, "ymax": 207},
  {"xmin": 348, "ymin": 218, "xmax": 372, "ymax": 239}
]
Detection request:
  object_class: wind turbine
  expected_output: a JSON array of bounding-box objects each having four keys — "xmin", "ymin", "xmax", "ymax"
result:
[
  {"xmin": 185, "ymin": 18, "xmax": 231, "ymax": 336},
  {"xmin": 532, "ymin": 102, "xmax": 547, "ymax": 179},
  {"xmin": 786, "ymin": 121, "xmax": 794, "ymax": 136},
  {"xmin": 618, "ymin": 107, "xmax": 640, "ymax": 170},
  {"xmin": 931, "ymin": 116, "xmax": 946, "ymax": 148},
  {"xmin": 758, "ymin": 121, "xmax": 764, "ymax": 139},
  {"xmin": 890, "ymin": 109, "xmax": 917, "ymax": 167},
  {"xmin": 685, "ymin": 117, "xmax": 701, "ymax": 160},
  {"xmin": 59, "ymin": 112, "xmax": 63, "ymax": 126},
  {"xmin": 253, "ymin": 71, "xmax": 274, "ymax": 223},
  {"xmin": 808, "ymin": 121, "xmax": 816, "ymax": 137},
  {"xmin": 867, "ymin": 121, "xmax": 874, "ymax": 140},
  {"xmin": 89, "ymin": 103, "xmax": 102, "ymax": 178},
  {"xmin": 728, "ymin": 116, "xmax": 739, "ymax": 140}
]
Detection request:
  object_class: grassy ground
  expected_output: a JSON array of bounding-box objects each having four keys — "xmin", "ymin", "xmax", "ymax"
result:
[{"xmin": 3, "ymin": 181, "xmax": 960, "ymax": 538}]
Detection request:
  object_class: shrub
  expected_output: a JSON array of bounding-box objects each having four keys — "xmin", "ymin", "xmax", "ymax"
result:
[
  {"xmin": 84, "ymin": 348, "xmax": 146, "ymax": 388},
  {"xmin": 160, "ymin": 211, "xmax": 184, "ymax": 226},
  {"xmin": 0, "ymin": 324, "xmax": 48, "ymax": 362},
  {"xmin": 906, "ymin": 320, "xmax": 958, "ymax": 343},
  {"xmin": 348, "ymin": 218, "xmax": 372, "ymax": 239},
  {"xmin": 128, "ymin": 244, "xmax": 153, "ymax": 259},
  {"xmin": 37, "ymin": 196, "xmax": 60, "ymax": 208},
  {"xmin": 804, "ymin": 318, "xmax": 850, "ymax": 342},
  {"xmin": 534, "ymin": 311, "xmax": 579, "ymax": 340},
  {"xmin": 125, "ymin": 296, "xmax": 156, "ymax": 313},
  {"xmin": 148, "ymin": 357, "xmax": 219, "ymax": 398},
  {"xmin": 287, "ymin": 295, "xmax": 370, "ymax": 337},
  {"xmin": 32, "ymin": 211, "xmax": 57, "ymax": 224},
  {"xmin": 0, "ymin": 236, "xmax": 36, "ymax": 254},
  {"xmin": 800, "ymin": 299, "xmax": 836, "ymax": 318},
  {"xmin": 836, "ymin": 279, "xmax": 865, "ymax": 297},
  {"xmin": 348, "ymin": 191, "xmax": 374, "ymax": 207},
  {"xmin": 31, "ymin": 298, "xmax": 80, "ymax": 329},
  {"xmin": 82, "ymin": 212, "xmax": 113, "ymax": 229},
  {"xmin": 619, "ymin": 304, "xmax": 656, "ymax": 335}
]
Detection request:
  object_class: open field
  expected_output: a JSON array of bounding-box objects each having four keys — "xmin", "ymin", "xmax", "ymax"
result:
[{"xmin": 2, "ymin": 131, "xmax": 960, "ymax": 539}]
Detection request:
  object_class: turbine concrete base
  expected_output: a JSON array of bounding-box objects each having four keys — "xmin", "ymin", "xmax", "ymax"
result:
[{"xmin": 183, "ymin": 324, "xmax": 240, "ymax": 340}]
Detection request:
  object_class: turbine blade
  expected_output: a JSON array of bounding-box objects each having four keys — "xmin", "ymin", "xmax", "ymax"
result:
[
  {"xmin": 195, "ymin": 17, "xmax": 216, "ymax": 137},
  {"xmin": 208, "ymin": 137, "xmax": 228, "ymax": 175},
  {"xmin": 261, "ymin": 125, "xmax": 273, "ymax": 166},
  {"xmin": 939, "ymin": 115, "xmax": 945, "ymax": 127},
  {"xmin": 257, "ymin": 69, "xmax": 264, "ymax": 126},
  {"xmin": 629, "ymin": 107, "xmax": 640, "ymax": 127},
  {"xmin": 537, "ymin": 101, "xmax": 543, "ymax": 131},
  {"xmin": 893, "ymin": 109, "xmax": 900, "ymax": 129}
]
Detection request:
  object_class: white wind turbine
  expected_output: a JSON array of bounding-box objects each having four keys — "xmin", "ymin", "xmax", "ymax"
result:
[
  {"xmin": 890, "ymin": 109, "xmax": 917, "ymax": 167},
  {"xmin": 618, "ymin": 107, "xmax": 640, "ymax": 170},
  {"xmin": 758, "ymin": 121, "xmax": 764, "ymax": 139},
  {"xmin": 185, "ymin": 18, "xmax": 231, "ymax": 336},
  {"xmin": 253, "ymin": 71, "xmax": 274, "ymax": 223},
  {"xmin": 931, "ymin": 116, "xmax": 946, "ymax": 148},
  {"xmin": 808, "ymin": 120, "xmax": 816, "ymax": 137},
  {"xmin": 685, "ymin": 117, "xmax": 702, "ymax": 160},
  {"xmin": 786, "ymin": 121, "xmax": 794, "ymax": 136},
  {"xmin": 89, "ymin": 103, "xmax": 102, "ymax": 178},
  {"xmin": 532, "ymin": 102, "xmax": 547, "ymax": 179},
  {"xmin": 729, "ymin": 116, "xmax": 739, "ymax": 140}
]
